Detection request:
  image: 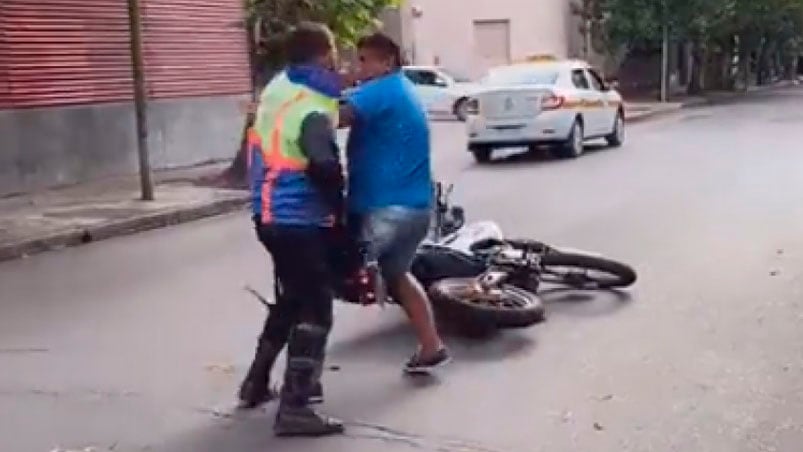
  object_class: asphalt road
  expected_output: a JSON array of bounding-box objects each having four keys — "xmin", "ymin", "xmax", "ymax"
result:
[{"xmin": 3, "ymin": 87, "xmax": 803, "ymax": 452}]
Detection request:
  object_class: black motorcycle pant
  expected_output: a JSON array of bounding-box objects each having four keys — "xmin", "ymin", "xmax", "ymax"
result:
[{"xmin": 254, "ymin": 223, "xmax": 335, "ymax": 351}]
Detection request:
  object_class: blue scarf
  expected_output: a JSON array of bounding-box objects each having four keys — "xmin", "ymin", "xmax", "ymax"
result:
[{"xmin": 286, "ymin": 64, "xmax": 342, "ymax": 99}]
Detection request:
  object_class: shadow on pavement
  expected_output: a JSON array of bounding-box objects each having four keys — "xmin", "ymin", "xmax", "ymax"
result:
[
  {"xmin": 328, "ymin": 321, "xmax": 415, "ymax": 364},
  {"xmin": 446, "ymin": 330, "xmax": 536, "ymax": 363},
  {"xmin": 147, "ymin": 413, "xmax": 342, "ymax": 452},
  {"xmin": 328, "ymin": 318, "xmax": 537, "ymax": 365},
  {"xmin": 470, "ymin": 142, "xmax": 613, "ymax": 168},
  {"xmin": 155, "ymin": 410, "xmax": 509, "ymax": 452},
  {"xmin": 539, "ymin": 287, "xmax": 633, "ymax": 318}
]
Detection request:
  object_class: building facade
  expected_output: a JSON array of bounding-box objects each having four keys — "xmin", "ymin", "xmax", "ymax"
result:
[
  {"xmin": 382, "ymin": 0, "xmax": 593, "ymax": 79},
  {"xmin": 0, "ymin": 0, "xmax": 250, "ymax": 195}
]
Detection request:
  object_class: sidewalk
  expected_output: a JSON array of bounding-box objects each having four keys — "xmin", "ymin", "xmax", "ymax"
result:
[
  {"xmin": 0, "ymin": 164, "xmax": 248, "ymax": 262},
  {"xmin": 625, "ymin": 78, "xmax": 801, "ymax": 123}
]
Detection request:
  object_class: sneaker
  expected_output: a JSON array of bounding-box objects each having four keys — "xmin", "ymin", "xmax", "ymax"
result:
[{"xmin": 404, "ymin": 348, "xmax": 451, "ymax": 375}]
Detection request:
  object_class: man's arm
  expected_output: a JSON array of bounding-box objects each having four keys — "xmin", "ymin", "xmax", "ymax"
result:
[
  {"xmin": 338, "ymin": 103, "xmax": 356, "ymax": 128},
  {"xmin": 337, "ymin": 80, "xmax": 387, "ymax": 129},
  {"xmin": 298, "ymin": 112, "xmax": 345, "ymax": 218}
]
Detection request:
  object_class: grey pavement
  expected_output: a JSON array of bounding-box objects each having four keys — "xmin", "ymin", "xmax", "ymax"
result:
[
  {"xmin": 1, "ymin": 82, "xmax": 792, "ymax": 264},
  {"xmin": 2, "ymin": 86, "xmax": 803, "ymax": 452}
]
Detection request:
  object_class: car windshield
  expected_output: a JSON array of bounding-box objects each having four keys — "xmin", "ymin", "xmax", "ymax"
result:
[
  {"xmin": 439, "ymin": 68, "xmax": 472, "ymax": 83},
  {"xmin": 482, "ymin": 67, "xmax": 559, "ymax": 86}
]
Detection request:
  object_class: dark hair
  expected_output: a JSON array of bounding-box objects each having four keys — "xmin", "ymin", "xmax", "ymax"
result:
[
  {"xmin": 357, "ymin": 32, "xmax": 402, "ymax": 68},
  {"xmin": 285, "ymin": 22, "xmax": 335, "ymax": 65}
]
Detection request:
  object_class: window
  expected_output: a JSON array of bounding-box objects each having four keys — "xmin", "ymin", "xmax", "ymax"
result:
[
  {"xmin": 404, "ymin": 69, "xmax": 446, "ymax": 87},
  {"xmin": 403, "ymin": 70, "xmax": 424, "ymax": 84},
  {"xmin": 439, "ymin": 68, "xmax": 472, "ymax": 83},
  {"xmin": 482, "ymin": 67, "xmax": 559, "ymax": 86},
  {"xmin": 571, "ymin": 69, "xmax": 590, "ymax": 90},
  {"xmin": 586, "ymin": 69, "xmax": 606, "ymax": 91}
]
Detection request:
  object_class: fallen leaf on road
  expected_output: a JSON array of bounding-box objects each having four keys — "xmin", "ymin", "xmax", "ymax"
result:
[
  {"xmin": 328, "ymin": 365, "xmax": 341, "ymax": 372},
  {"xmin": 194, "ymin": 407, "xmax": 235, "ymax": 419},
  {"xmin": 204, "ymin": 364, "xmax": 235, "ymax": 375},
  {"xmin": 593, "ymin": 422, "xmax": 605, "ymax": 431},
  {"xmin": 597, "ymin": 394, "xmax": 614, "ymax": 401},
  {"xmin": 770, "ymin": 270, "xmax": 780, "ymax": 276}
]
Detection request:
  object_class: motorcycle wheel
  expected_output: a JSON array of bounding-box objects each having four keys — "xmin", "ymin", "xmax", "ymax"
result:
[
  {"xmin": 428, "ymin": 278, "xmax": 545, "ymax": 329},
  {"xmin": 539, "ymin": 253, "xmax": 637, "ymax": 289}
]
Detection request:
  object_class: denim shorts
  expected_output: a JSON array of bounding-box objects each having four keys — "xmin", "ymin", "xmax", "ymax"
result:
[{"xmin": 350, "ymin": 206, "xmax": 431, "ymax": 281}]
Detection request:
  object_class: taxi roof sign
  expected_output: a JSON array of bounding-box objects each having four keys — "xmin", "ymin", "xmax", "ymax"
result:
[{"xmin": 523, "ymin": 54, "xmax": 558, "ymax": 62}]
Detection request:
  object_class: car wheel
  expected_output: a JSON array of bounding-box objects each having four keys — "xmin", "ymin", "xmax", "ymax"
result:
[
  {"xmin": 606, "ymin": 111, "xmax": 625, "ymax": 147},
  {"xmin": 471, "ymin": 146, "xmax": 493, "ymax": 164},
  {"xmin": 552, "ymin": 119, "xmax": 584, "ymax": 159},
  {"xmin": 454, "ymin": 98, "xmax": 470, "ymax": 122}
]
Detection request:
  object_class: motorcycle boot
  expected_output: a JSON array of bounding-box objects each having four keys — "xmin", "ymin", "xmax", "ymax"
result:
[
  {"xmin": 309, "ymin": 361, "xmax": 325, "ymax": 405},
  {"xmin": 238, "ymin": 339, "xmax": 282, "ymax": 409},
  {"xmin": 274, "ymin": 323, "xmax": 344, "ymax": 437},
  {"xmin": 280, "ymin": 351, "xmax": 324, "ymax": 404}
]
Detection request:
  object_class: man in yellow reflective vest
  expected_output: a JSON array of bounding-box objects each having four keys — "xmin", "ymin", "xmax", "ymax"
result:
[{"xmin": 239, "ymin": 22, "xmax": 345, "ymax": 437}]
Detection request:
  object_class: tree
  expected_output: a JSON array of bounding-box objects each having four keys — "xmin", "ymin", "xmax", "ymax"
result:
[
  {"xmin": 213, "ymin": 0, "xmax": 401, "ymax": 188},
  {"xmin": 248, "ymin": 0, "xmax": 400, "ymax": 79},
  {"xmin": 601, "ymin": 0, "xmax": 803, "ymax": 95}
]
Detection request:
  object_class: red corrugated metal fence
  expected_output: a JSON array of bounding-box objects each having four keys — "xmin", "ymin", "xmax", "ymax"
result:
[
  {"xmin": 0, "ymin": 3, "xmax": 11, "ymax": 109},
  {"xmin": 0, "ymin": 0, "xmax": 249, "ymax": 109},
  {"xmin": 0, "ymin": 0, "xmax": 134, "ymax": 108},
  {"xmin": 0, "ymin": 7, "xmax": 10, "ymax": 109},
  {"xmin": 141, "ymin": 0, "xmax": 250, "ymax": 99}
]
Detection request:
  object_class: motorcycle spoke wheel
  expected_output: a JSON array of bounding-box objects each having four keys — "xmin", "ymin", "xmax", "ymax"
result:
[
  {"xmin": 429, "ymin": 278, "xmax": 545, "ymax": 329},
  {"xmin": 539, "ymin": 253, "xmax": 637, "ymax": 289}
]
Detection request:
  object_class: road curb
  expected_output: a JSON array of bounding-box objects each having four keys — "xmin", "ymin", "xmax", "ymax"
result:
[
  {"xmin": 625, "ymin": 106, "xmax": 681, "ymax": 124},
  {"xmin": 626, "ymin": 80, "xmax": 799, "ymax": 125},
  {"xmin": 0, "ymin": 195, "xmax": 248, "ymax": 263}
]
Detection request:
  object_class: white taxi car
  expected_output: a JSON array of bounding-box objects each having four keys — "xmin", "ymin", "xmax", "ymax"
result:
[
  {"xmin": 402, "ymin": 66, "xmax": 481, "ymax": 121},
  {"xmin": 466, "ymin": 57, "xmax": 625, "ymax": 163}
]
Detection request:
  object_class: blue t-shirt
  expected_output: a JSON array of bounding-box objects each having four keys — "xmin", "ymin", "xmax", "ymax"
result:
[{"xmin": 346, "ymin": 71, "xmax": 432, "ymax": 214}]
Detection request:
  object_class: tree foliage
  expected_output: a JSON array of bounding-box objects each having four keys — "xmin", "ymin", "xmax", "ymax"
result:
[
  {"xmin": 584, "ymin": 0, "xmax": 803, "ymax": 92},
  {"xmin": 246, "ymin": 0, "xmax": 401, "ymax": 76}
]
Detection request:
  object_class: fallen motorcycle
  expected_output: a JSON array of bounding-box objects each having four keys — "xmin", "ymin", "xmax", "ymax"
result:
[{"xmin": 337, "ymin": 182, "xmax": 637, "ymax": 334}]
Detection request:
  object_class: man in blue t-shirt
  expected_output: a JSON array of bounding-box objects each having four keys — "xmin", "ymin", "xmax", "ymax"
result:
[{"xmin": 340, "ymin": 33, "xmax": 449, "ymax": 373}]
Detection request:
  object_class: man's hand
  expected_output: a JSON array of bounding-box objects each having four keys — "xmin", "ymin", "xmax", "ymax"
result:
[
  {"xmin": 338, "ymin": 104, "xmax": 356, "ymax": 129},
  {"xmin": 339, "ymin": 66, "xmax": 361, "ymax": 89}
]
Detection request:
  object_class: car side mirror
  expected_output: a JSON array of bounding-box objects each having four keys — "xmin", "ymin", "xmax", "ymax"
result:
[{"xmin": 605, "ymin": 79, "xmax": 620, "ymax": 91}]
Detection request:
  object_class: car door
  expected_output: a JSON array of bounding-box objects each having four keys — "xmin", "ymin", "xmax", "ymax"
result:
[
  {"xmin": 570, "ymin": 69, "xmax": 603, "ymax": 135},
  {"xmin": 403, "ymin": 69, "xmax": 449, "ymax": 114},
  {"xmin": 586, "ymin": 68, "xmax": 618, "ymax": 134}
]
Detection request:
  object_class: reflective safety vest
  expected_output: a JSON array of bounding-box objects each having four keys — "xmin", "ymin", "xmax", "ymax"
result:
[{"xmin": 247, "ymin": 72, "xmax": 340, "ymax": 226}]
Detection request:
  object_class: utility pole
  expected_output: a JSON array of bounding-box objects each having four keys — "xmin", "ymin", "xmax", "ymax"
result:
[
  {"xmin": 660, "ymin": 2, "xmax": 670, "ymax": 102},
  {"xmin": 127, "ymin": 0, "xmax": 155, "ymax": 201}
]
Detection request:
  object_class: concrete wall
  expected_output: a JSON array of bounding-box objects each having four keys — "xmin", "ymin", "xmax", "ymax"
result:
[
  {"xmin": 0, "ymin": 94, "xmax": 247, "ymax": 196},
  {"xmin": 379, "ymin": 6, "xmax": 416, "ymax": 63},
  {"xmin": 410, "ymin": 0, "xmax": 572, "ymax": 78}
]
